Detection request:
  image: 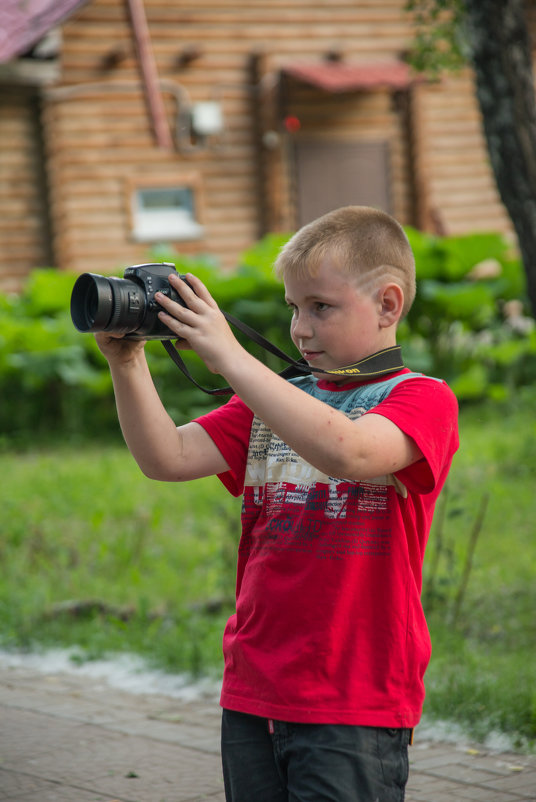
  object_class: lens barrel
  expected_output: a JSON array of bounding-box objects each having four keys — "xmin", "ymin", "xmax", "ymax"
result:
[{"xmin": 70, "ymin": 273, "xmax": 146, "ymax": 335}]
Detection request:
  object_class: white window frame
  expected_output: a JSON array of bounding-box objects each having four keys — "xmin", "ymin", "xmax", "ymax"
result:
[{"xmin": 127, "ymin": 176, "xmax": 204, "ymax": 242}]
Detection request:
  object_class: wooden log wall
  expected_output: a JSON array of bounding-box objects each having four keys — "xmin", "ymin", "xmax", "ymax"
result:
[
  {"xmin": 0, "ymin": 0, "xmax": 523, "ymax": 288},
  {"xmin": 0, "ymin": 88, "xmax": 53, "ymax": 292},
  {"xmin": 415, "ymin": 71, "xmax": 513, "ymax": 237}
]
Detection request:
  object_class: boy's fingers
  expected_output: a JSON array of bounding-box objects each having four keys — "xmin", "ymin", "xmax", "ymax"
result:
[
  {"xmin": 156, "ymin": 287, "xmax": 197, "ymax": 323},
  {"xmin": 174, "ymin": 272, "xmax": 218, "ymax": 308},
  {"xmin": 157, "ymin": 307, "xmax": 193, "ymax": 334}
]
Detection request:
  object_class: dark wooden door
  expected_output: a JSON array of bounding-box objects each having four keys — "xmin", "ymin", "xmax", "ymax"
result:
[{"xmin": 294, "ymin": 140, "xmax": 391, "ymax": 226}]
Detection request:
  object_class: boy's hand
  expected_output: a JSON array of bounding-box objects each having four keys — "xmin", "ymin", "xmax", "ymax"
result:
[
  {"xmin": 155, "ymin": 273, "xmax": 241, "ymax": 375},
  {"xmin": 94, "ymin": 331, "xmax": 146, "ymax": 365}
]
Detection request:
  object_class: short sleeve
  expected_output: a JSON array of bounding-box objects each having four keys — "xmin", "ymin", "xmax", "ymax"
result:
[
  {"xmin": 194, "ymin": 395, "xmax": 254, "ymax": 496},
  {"xmin": 368, "ymin": 376, "xmax": 459, "ymax": 494}
]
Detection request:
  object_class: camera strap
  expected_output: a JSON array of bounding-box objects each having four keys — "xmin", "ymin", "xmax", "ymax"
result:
[{"xmin": 161, "ymin": 311, "xmax": 404, "ymax": 396}]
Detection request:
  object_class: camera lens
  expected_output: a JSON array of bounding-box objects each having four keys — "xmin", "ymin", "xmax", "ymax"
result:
[
  {"xmin": 71, "ymin": 273, "xmax": 113, "ymax": 332},
  {"xmin": 70, "ymin": 273, "xmax": 145, "ymax": 335}
]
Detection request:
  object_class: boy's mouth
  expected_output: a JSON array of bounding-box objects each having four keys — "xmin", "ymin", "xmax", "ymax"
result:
[{"xmin": 301, "ymin": 349, "xmax": 324, "ymax": 362}]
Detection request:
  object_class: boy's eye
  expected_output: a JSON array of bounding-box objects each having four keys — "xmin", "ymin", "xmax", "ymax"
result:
[{"xmin": 315, "ymin": 302, "xmax": 329, "ymax": 312}]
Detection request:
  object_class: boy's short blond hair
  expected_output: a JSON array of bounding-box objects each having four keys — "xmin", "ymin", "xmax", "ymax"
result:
[{"xmin": 274, "ymin": 206, "xmax": 416, "ymax": 318}]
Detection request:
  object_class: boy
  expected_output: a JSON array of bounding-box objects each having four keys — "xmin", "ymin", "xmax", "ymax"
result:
[{"xmin": 96, "ymin": 206, "xmax": 459, "ymax": 802}]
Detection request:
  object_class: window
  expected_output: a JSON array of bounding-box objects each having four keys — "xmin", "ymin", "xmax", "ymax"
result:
[{"xmin": 131, "ymin": 185, "xmax": 204, "ymax": 241}]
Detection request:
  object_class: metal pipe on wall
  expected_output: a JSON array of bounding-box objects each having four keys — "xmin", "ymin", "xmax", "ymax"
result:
[{"xmin": 126, "ymin": 0, "xmax": 173, "ymax": 150}]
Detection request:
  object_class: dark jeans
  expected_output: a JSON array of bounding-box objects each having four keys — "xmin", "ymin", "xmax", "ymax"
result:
[{"xmin": 221, "ymin": 709, "xmax": 411, "ymax": 802}]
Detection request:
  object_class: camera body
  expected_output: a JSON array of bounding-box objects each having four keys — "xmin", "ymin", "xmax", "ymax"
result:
[{"xmin": 70, "ymin": 262, "xmax": 188, "ymax": 340}]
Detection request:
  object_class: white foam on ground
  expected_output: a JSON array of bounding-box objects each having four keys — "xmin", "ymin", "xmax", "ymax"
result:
[
  {"xmin": 415, "ymin": 715, "xmax": 519, "ymax": 753},
  {"xmin": 0, "ymin": 647, "xmax": 528, "ymax": 752},
  {"xmin": 0, "ymin": 647, "xmax": 221, "ymax": 701}
]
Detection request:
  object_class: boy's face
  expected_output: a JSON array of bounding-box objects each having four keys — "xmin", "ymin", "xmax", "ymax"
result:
[{"xmin": 284, "ymin": 257, "xmax": 394, "ymax": 384}]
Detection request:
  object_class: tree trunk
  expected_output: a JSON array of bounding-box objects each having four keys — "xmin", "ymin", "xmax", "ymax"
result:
[{"xmin": 465, "ymin": 0, "xmax": 536, "ymax": 317}]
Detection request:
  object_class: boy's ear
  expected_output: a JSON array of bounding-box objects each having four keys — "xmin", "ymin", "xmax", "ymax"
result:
[{"xmin": 378, "ymin": 283, "xmax": 404, "ymax": 327}]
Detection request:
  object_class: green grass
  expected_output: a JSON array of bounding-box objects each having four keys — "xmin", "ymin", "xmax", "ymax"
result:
[
  {"xmin": 422, "ymin": 387, "xmax": 536, "ymax": 749},
  {"xmin": 1, "ymin": 389, "xmax": 535, "ymax": 748},
  {"xmin": 1, "ymin": 446, "xmax": 241, "ymax": 675}
]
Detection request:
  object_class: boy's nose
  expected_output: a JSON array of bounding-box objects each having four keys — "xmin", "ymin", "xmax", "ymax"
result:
[{"xmin": 291, "ymin": 314, "xmax": 313, "ymax": 339}]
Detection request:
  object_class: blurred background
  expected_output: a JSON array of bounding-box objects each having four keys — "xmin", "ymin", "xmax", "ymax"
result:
[{"xmin": 0, "ymin": 0, "xmax": 535, "ymax": 752}]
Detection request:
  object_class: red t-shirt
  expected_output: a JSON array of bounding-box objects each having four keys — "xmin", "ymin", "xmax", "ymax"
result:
[{"xmin": 195, "ymin": 369, "xmax": 459, "ymax": 727}]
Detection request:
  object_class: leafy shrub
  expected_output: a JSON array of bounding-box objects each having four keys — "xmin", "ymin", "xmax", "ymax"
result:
[
  {"xmin": 0, "ymin": 229, "xmax": 534, "ymax": 444},
  {"xmin": 0, "ymin": 270, "xmax": 115, "ymax": 443},
  {"xmin": 0, "ymin": 236, "xmax": 293, "ymax": 444},
  {"xmin": 403, "ymin": 228, "xmax": 536, "ymax": 399}
]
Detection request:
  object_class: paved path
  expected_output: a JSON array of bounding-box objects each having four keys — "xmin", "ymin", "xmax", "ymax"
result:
[{"xmin": 1, "ymin": 661, "xmax": 535, "ymax": 801}]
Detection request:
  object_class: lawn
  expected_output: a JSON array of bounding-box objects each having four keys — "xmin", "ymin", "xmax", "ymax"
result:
[
  {"xmin": 1, "ymin": 389, "xmax": 535, "ymax": 748},
  {"xmin": 1, "ymin": 443, "xmax": 241, "ymax": 674},
  {"xmin": 422, "ymin": 388, "xmax": 536, "ymax": 749}
]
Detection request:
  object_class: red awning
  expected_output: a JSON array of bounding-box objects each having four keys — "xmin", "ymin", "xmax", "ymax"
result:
[
  {"xmin": 282, "ymin": 60, "xmax": 417, "ymax": 93},
  {"xmin": 0, "ymin": 0, "xmax": 90, "ymax": 63}
]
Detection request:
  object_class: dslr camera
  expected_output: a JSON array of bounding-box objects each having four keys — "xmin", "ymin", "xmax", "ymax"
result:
[{"xmin": 70, "ymin": 262, "xmax": 188, "ymax": 340}]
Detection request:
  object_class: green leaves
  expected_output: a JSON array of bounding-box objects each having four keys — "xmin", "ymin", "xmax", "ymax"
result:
[
  {"xmin": 0, "ymin": 225, "xmax": 533, "ymax": 444},
  {"xmin": 419, "ymin": 280, "xmax": 496, "ymax": 326},
  {"xmin": 405, "ymin": 0, "xmax": 468, "ymax": 77},
  {"xmin": 402, "ymin": 227, "xmax": 534, "ymax": 400}
]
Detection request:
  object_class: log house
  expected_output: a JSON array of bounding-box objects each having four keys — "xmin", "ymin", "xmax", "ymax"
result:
[{"xmin": 0, "ymin": 0, "xmax": 518, "ymax": 292}]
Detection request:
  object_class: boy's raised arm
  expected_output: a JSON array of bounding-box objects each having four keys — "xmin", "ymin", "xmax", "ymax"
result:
[
  {"xmin": 96, "ymin": 333, "xmax": 229, "ymax": 482},
  {"xmin": 155, "ymin": 274, "xmax": 423, "ymax": 482}
]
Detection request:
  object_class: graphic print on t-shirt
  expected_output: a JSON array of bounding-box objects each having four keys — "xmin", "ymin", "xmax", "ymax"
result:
[{"xmin": 242, "ymin": 397, "xmax": 405, "ymax": 561}]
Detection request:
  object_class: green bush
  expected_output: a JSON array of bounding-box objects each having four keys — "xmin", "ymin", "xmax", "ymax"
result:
[
  {"xmin": 0, "ymin": 236, "xmax": 292, "ymax": 444},
  {"xmin": 0, "ymin": 229, "xmax": 534, "ymax": 444},
  {"xmin": 403, "ymin": 228, "xmax": 536, "ymax": 399},
  {"xmin": 0, "ymin": 270, "xmax": 115, "ymax": 442}
]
